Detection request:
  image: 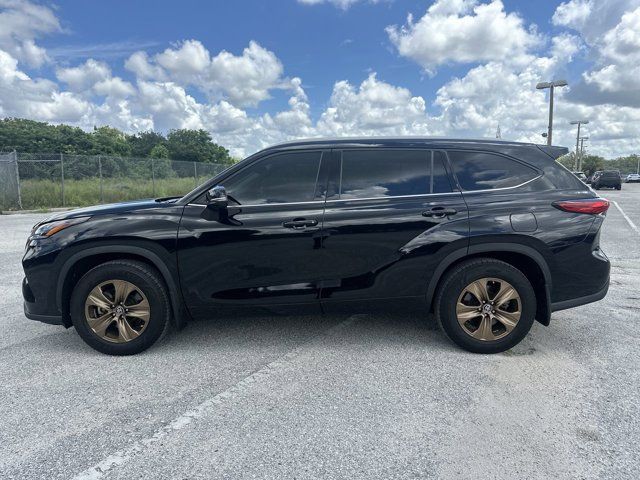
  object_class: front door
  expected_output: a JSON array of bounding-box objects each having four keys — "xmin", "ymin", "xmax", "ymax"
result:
[
  {"xmin": 177, "ymin": 150, "xmax": 330, "ymax": 318},
  {"xmin": 317, "ymin": 148, "xmax": 469, "ymax": 310}
]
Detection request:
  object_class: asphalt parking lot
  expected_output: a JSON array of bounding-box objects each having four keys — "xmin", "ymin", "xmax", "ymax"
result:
[{"xmin": 1, "ymin": 185, "xmax": 639, "ymax": 480}]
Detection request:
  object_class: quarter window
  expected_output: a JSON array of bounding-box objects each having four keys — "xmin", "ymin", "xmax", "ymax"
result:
[
  {"xmin": 224, "ymin": 151, "xmax": 322, "ymax": 204},
  {"xmin": 339, "ymin": 149, "xmax": 452, "ymax": 199},
  {"xmin": 448, "ymin": 151, "xmax": 538, "ymax": 191}
]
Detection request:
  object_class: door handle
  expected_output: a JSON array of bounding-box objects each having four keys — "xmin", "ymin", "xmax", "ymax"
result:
[
  {"xmin": 422, "ymin": 207, "xmax": 457, "ymax": 218},
  {"xmin": 283, "ymin": 218, "xmax": 318, "ymax": 229}
]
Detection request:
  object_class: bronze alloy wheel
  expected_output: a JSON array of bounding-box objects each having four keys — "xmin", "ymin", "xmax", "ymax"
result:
[
  {"xmin": 456, "ymin": 277, "xmax": 521, "ymax": 341},
  {"xmin": 84, "ymin": 279, "xmax": 150, "ymax": 343}
]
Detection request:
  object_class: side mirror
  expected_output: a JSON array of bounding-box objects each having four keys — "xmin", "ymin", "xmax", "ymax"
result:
[{"xmin": 206, "ymin": 185, "xmax": 228, "ymax": 208}]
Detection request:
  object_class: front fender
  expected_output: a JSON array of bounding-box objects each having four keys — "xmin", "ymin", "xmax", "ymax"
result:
[{"xmin": 56, "ymin": 241, "xmax": 187, "ymax": 329}]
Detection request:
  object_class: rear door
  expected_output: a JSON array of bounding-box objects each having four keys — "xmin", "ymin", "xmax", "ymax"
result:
[{"xmin": 317, "ymin": 148, "xmax": 469, "ymax": 310}]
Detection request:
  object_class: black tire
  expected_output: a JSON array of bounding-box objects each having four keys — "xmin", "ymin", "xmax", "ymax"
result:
[
  {"xmin": 616, "ymin": 185, "xmax": 621, "ymax": 190},
  {"xmin": 70, "ymin": 260, "xmax": 171, "ymax": 355},
  {"xmin": 435, "ymin": 258, "xmax": 536, "ymax": 354},
  {"xmin": 593, "ymin": 184, "xmax": 600, "ymax": 190}
]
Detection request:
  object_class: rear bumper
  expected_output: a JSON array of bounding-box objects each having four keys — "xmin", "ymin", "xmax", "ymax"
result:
[{"xmin": 551, "ymin": 276, "xmax": 609, "ymax": 312}]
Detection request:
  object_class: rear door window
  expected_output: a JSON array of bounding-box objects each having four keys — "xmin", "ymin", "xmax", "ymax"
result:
[
  {"xmin": 338, "ymin": 149, "xmax": 453, "ymax": 199},
  {"xmin": 448, "ymin": 151, "xmax": 539, "ymax": 191}
]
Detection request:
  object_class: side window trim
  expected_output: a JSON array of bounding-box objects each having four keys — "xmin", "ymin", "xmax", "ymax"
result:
[{"xmin": 444, "ymin": 149, "xmax": 542, "ymax": 193}]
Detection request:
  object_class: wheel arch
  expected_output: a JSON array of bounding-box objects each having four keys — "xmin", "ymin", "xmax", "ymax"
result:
[
  {"xmin": 57, "ymin": 245, "xmax": 188, "ymax": 329},
  {"xmin": 427, "ymin": 243, "xmax": 552, "ymax": 326}
]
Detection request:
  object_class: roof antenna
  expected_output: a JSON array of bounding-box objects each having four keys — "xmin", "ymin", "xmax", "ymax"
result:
[{"xmin": 495, "ymin": 124, "xmax": 501, "ymax": 139}]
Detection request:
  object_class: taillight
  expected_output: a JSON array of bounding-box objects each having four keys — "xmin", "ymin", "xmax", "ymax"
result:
[{"xmin": 553, "ymin": 198, "xmax": 610, "ymax": 215}]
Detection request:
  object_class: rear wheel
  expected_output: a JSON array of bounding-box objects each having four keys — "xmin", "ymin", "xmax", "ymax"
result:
[
  {"xmin": 70, "ymin": 260, "xmax": 170, "ymax": 355},
  {"xmin": 435, "ymin": 258, "xmax": 536, "ymax": 354}
]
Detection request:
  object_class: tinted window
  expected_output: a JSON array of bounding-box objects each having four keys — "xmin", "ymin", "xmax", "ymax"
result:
[
  {"xmin": 339, "ymin": 149, "xmax": 452, "ymax": 199},
  {"xmin": 448, "ymin": 151, "xmax": 538, "ymax": 191},
  {"xmin": 225, "ymin": 151, "xmax": 321, "ymax": 204},
  {"xmin": 432, "ymin": 151, "xmax": 453, "ymax": 193}
]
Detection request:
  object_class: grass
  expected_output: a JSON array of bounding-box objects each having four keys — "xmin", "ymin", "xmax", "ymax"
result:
[{"xmin": 13, "ymin": 176, "xmax": 203, "ymax": 210}]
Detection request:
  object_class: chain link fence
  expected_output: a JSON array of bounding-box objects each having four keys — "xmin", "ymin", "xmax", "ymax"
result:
[
  {"xmin": 0, "ymin": 152, "xmax": 228, "ymax": 210},
  {"xmin": 0, "ymin": 151, "xmax": 21, "ymax": 210}
]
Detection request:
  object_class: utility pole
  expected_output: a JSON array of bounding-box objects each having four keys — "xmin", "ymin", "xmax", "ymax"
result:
[
  {"xmin": 536, "ymin": 80, "xmax": 568, "ymax": 145},
  {"xmin": 570, "ymin": 120, "xmax": 589, "ymax": 171}
]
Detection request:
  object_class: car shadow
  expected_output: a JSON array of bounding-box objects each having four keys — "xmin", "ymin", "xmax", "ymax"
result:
[{"xmin": 156, "ymin": 311, "xmax": 452, "ymax": 352}]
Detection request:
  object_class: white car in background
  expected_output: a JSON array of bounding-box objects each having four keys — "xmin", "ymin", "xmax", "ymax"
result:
[{"xmin": 625, "ymin": 173, "xmax": 640, "ymax": 183}]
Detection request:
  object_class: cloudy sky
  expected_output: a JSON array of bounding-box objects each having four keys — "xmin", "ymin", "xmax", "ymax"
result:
[{"xmin": 1, "ymin": 0, "xmax": 639, "ymax": 158}]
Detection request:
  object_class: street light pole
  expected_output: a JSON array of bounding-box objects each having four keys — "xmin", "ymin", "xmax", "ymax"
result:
[
  {"xmin": 570, "ymin": 120, "xmax": 589, "ymax": 171},
  {"xmin": 579, "ymin": 136, "xmax": 589, "ymax": 170},
  {"xmin": 536, "ymin": 80, "xmax": 568, "ymax": 145},
  {"xmin": 579, "ymin": 136, "xmax": 589, "ymax": 156}
]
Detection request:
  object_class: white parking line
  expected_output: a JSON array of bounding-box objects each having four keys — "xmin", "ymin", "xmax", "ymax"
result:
[
  {"xmin": 72, "ymin": 316, "xmax": 359, "ymax": 480},
  {"xmin": 612, "ymin": 200, "xmax": 640, "ymax": 236}
]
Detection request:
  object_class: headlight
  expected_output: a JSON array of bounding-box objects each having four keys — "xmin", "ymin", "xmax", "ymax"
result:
[{"xmin": 33, "ymin": 216, "xmax": 90, "ymax": 237}]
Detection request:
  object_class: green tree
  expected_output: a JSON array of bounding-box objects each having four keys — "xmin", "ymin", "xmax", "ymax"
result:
[
  {"xmin": 149, "ymin": 143, "xmax": 170, "ymax": 159},
  {"xmin": 556, "ymin": 153, "xmax": 575, "ymax": 171},
  {"xmin": 127, "ymin": 131, "xmax": 166, "ymax": 157},
  {"xmin": 605, "ymin": 154, "xmax": 639, "ymax": 174},
  {"xmin": 90, "ymin": 126, "xmax": 131, "ymax": 156},
  {"xmin": 581, "ymin": 155, "xmax": 605, "ymax": 177},
  {"xmin": 0, "ymin": 118, "xmax": 94, "ymax": 153},
  {"xmin": 166, "ymin": 129, "xmax": 233, "ymax": 164},
  {"xmin": 0, "ymin": 118, "xmax": 238, "ymax": 165}
]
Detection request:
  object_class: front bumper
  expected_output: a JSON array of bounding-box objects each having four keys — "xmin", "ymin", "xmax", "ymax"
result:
[{"xmin": 22, "ymin": 277, "xmax": 63, "ymax": 325}]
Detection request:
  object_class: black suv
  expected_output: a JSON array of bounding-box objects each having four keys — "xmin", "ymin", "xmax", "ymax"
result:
[
  {"xmin": 22, "ymin": 138, "xmax": 611, "ymax": 355},
  {"xmin": 592, "ymin": 170, "xmax": 622, "ymax": 190}
]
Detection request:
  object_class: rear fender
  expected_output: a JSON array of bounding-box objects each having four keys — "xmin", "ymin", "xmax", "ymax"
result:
[{"xmin": 426, "ymin": 243, "xmax": 552, "ymax": 325}]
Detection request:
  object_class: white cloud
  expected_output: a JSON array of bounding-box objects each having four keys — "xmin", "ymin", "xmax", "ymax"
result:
[
  {"xmin": 56, "ymin": 59, "xmax": 112, "ymax": 92},
  {"xmin": 207, "ymin": 41, "xmax": 285, "ymax": 106},
  {"xmin": 554, "ymin": 2, "xmax": 640, "ymax": 107},
  {"xmin": 135, "ymin": 80, "xmax": 204, "ymax": 132},
  {"xmin": 124, "ymin": 51, "xmax": 166, "ymax": 80},
  {"xmin": 550, "ymin": 33, "xmax": 583, "ymax": 60},
  {"xmin": 582, "ymin": 7, "xmax": 640, "ymax": 93},
  {"xmin": 126, "ymin": 40, "xmax": 286, "ymax": 107},
  {"xmin": 56, "ymin": 59, "xmax": 135, "ymax": 100},
  {"xmin": 0, "ymin": 50, "xmax": 89, "ymax": 123},
  {"xmin": 387, "ymin": 0, "xmax": 541, "ymax": 75},
  {"xmin": 156, "ymin": 40, "xmax": 210, "ymax": 78},
  {"xmin": 317, "ymin": 73, "xmax": 429, "ymax": 135},
  {"xmin": 0, "ymin": 0, "xmax": 61, "ymax": 67},
  {"xmin": 552, "ymin": 0, "xmax": 593, "ymax": 31},
  {"xmin": 94, "ymin": 77, "xmax": 136, "ymax": 98}
]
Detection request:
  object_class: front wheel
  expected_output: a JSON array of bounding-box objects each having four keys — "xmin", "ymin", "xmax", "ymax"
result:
[
  {"xmin": 70, "ymin": 260, "xmax": 171, "ymax": 355},
  {"xmin": 435, "ymin": 258, "xmax": 536, "ymax": 354}
]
